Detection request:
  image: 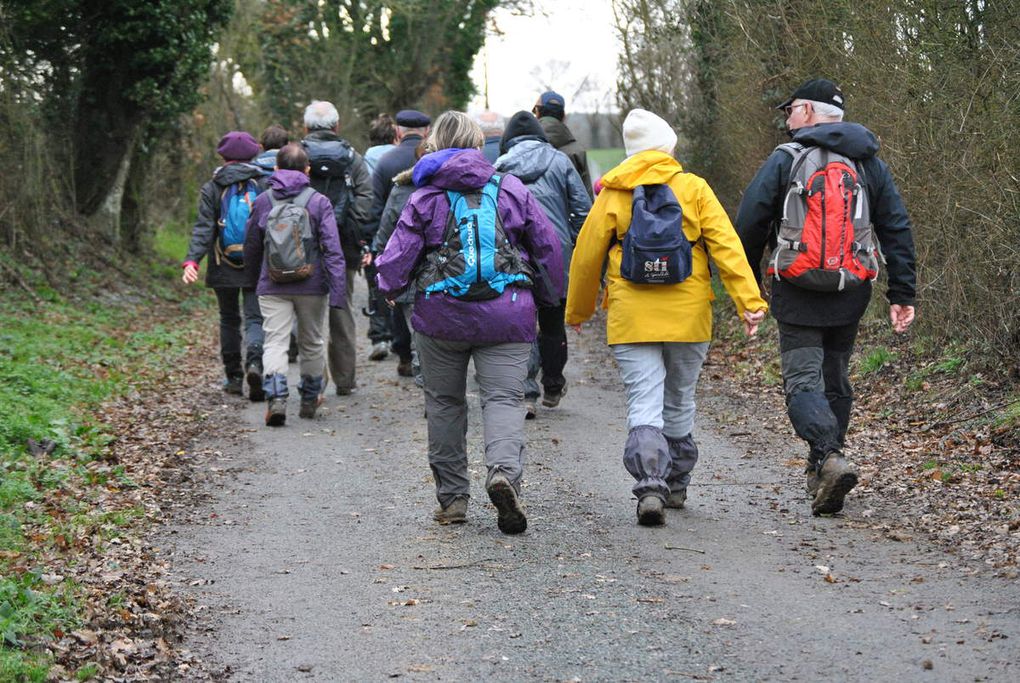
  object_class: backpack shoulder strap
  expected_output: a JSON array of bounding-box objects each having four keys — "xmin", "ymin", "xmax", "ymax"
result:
[
  {"xmin": 293, "ymin": 186, "xmax": 316, "ymax": 208},
  {"xmin": 776, "ymin": 141, "xmax": 805, "ymax": 158}
]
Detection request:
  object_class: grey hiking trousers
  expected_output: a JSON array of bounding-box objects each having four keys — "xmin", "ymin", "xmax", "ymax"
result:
[
  {"xmin": 416, "ymin": 333, "xmax": 531, "ymax": 508},
  {"xmin": 327, "ymin": 267, "xmax": 358, "ymax": 392}
]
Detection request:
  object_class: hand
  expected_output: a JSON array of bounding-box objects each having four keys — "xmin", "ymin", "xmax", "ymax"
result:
[
  {"xmin": 182, "ymin": 264, "xmax": 199, "ymax": 284},
  {"xmin": 890, "ymin": 304, "xmax": 915, "ymax": 333},
  {"xmin": 386, "ymin": 299, "xmax": 396, "ymax": 309},
  {"xmin": 570, "ymin": 323, "xmax": 582, "ymax": 334},
  {"xmin": 361, "ymin": 251, "xmax": 373, "ymax": 267},
  {"xmin": 742, "ymin": 308, "xmax": 766, "ymax": 337}
]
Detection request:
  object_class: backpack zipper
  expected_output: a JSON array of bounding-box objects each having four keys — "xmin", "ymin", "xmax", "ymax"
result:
[{"xmin": 472, "ymin": 214, "xmax": 482, "ymax": 284}]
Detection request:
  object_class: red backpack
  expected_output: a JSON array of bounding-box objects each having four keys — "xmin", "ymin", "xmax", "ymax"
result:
[{"xmin": 768, "ymin": 142, "xmax": 881, "ymax": 291}]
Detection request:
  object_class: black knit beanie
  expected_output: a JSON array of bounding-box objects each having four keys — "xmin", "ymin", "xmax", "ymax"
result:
[{"xmin": 499, "ymin": 110, "xmax": 548, "ymax": 154}]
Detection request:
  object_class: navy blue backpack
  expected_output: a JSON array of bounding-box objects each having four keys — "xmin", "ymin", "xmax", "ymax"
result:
[{"xmin": 619, "ymin": 183, "xmax": 692, "ymax": 285}]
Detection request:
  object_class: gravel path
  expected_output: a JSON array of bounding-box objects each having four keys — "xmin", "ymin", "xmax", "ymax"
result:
[{"xmin": 164, "ymin": 291, "xmax": 1019, "ymax": 682}]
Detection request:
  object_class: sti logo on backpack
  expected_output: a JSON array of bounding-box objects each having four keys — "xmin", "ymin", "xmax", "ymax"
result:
[
  {"xmin": 619, "ymin": 183, "xmax": 693, "ymax": 285},
  {"xmin": 768, "ymin": 142, "xmax": 880, "ymax": 291},
  {"xmin": 217, "ymin": 180, "xmax": 260, "ymax": 268},
  {"xmin": 416, "ymin": 174, "xmax": 534, "ymax": 301},
  {"xmin": 264, "ymin": 187, "xmax": 318, "ymax": 283}
]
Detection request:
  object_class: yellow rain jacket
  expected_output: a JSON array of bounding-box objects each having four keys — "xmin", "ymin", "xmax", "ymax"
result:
[{"xmin": 565, "ymin": 151, "xmax": 767, "ymax": 344}]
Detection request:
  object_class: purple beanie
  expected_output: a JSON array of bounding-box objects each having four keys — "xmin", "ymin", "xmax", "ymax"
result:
[{"xmin": 217, "ymin": 131, "xmax": 259, "ymax": 161}]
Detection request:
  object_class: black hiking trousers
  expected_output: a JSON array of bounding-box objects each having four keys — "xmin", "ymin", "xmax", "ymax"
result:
[{"xmin": 778, "ymin": 320, "xmax": 858, "ymax": 465}]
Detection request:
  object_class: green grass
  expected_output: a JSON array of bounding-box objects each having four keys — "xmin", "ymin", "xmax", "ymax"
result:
[
  {"xmin": 587, "ymin": 147, "xmax": 627, "ymax": 179},
  {"xmin": 0, "ymin": 255, "xmax": 211, "ymax": 679},
  {"xmin": 859, "ymin": 346, "xmax": 896, "ymax": 374}
]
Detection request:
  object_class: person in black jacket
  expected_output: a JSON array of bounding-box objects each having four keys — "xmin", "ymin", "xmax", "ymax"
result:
[
  {"xmin": 736, "ymin": 78, "xmax": 917, "ymax": 516},
  {"xmin": 182, "ymin": 131, "xmax": 266, "ymax": 400},
  {"xmin": 301, "ymin": 101, "xmax": 373, "ymax": 395}
]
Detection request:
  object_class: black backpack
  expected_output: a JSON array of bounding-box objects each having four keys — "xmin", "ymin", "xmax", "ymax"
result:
[{"xmin": 302, "ymin": 138, "xmax": 360, "ymax": 255}]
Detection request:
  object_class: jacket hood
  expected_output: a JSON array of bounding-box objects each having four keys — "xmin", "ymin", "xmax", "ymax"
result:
[
  {"xmin": 412, "ymin": 149, "xmax": 494, "ymax": 190},
  {"xmin": 268, "ymin": 169, "xmax": 311, "ymax": 197},
  {"xmin": 213, "ymin": 162, "xmax": 264, "ymax": 186},
  {"xmin": 539, "ymin": 117, "xmax": 576, "ymax": 149},
  {"xmin": 600, "ymin": 150, "xmax": 683, "ymax": 190},
  {"xmin": 792, "ymin": 122, "xmax": 880, "ymax": 160},
  {"xmin": 494, "ymin": 139, "xmax": 559, "ymax": 183},
  {"xmin": 393, "ymin": 168, "xmax": 414, "ymax": 186}
]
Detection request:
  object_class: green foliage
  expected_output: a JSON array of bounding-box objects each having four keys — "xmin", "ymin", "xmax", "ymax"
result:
[
  {"xmin": 859, "ymin": 347, "xmax": 896, "ymax": 374},
  {"xmin": 0, "ymin": 572, "xmax": 78, "ymax": 648}
]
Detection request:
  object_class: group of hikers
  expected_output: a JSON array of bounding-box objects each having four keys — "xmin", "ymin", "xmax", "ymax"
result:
[{"xmin": 183, "ymin": 80, "xmax": 917, "ymax": 533}]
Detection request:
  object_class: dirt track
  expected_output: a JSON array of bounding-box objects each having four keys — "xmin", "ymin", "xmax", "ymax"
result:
[{"xmin": 162, "ymin": 289, "xmax": 1019, "ymax": 682}]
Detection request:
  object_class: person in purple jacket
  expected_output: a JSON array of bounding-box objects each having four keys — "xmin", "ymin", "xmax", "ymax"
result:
[
  {"xmin": 376, "ymin": 111, "xmax": 563, "ymax": 534},
  {"xmin": 243, "ymin": 144, "xmax": 347, "ymax": 427}
]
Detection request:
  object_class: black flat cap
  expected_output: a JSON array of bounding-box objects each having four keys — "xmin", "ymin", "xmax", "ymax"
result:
[{"xmin": 395, "ymin": 109, "xmax": 431, "ymax": 127}]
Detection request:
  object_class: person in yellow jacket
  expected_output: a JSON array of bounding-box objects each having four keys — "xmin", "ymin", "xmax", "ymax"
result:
[{"xmin": 566, "ymin": 109, "xmax": 768, "ymax": 526}]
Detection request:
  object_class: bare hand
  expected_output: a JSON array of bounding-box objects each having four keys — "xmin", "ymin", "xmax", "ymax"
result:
[
  {"xmin": 361, "ymin": 251, "xmax": 373, "ymax": 268},
  {"xmin": 570, "ymin": 323, "xmax": 582, "ymax": 334},
  {"xmin": 890, "ymin": 304, "xmax": 915, "ymax": 334},
  {"xmin": 742, "ymin": 308, "xmax": 766, "ymax": 337},
  {"xmin": 182, "ymin": 264, "xmax": 199, "ymax": 284},
  {"xmin": 386, "ymin": 299, "xmax": 396, "ymax": 309}
]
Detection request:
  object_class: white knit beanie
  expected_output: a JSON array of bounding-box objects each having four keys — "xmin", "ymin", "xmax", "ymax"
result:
[{"xmin": 623, "ymin": 109, "xmax": 677, "ymax": 158}]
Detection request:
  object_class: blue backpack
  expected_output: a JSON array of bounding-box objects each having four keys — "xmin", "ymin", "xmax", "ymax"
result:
[
  {"xmin": 416, "ymin": 174, "xmax": 534, "ymax": 301},
  {"xmin": 217, "ymin": 179, "xmax": 261, "ymax": 267},
  {"xmin": 619, "ymin": 183, "xmax": 693, "ymax": 285}
]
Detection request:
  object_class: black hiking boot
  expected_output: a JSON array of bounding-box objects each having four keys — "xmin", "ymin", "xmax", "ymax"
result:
[
  {"xmin": 265, "ymin": 398, "xmax": 287, "ymax": 427},
  {"xmin": 223, "ymin": 374, "xmax": 244, "ymax": 395},
  {"xmin": 299, "ymin": 396, "xmax": 323, "ymax": 419},
  {"xmin": 487, "ymin": 473, "xmax": 527, "ymax": 534},
  {"xmin": 637, "ymin": 495, "xmax": 666, "ymax": 526},
  {"xmin": 433, "ymin": 498, "xmax": 468, "ymax": 525},
  {"xmin": 397, "ymin": 358, "xmax": 414, "ymax": 377},
  {"xmin": 542, "ymin": 383, "xmax": 567, "ymax": 408},
  {"xmin": 246, "ymin": 362, "xmax": 265, "ymax": 402},
  {"xmin": 812, "ymin": 452, "xmax": 858, "ymax": 516}
]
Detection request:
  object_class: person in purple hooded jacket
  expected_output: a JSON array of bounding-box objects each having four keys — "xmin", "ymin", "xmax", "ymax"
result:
[
  {"xmin": 243, "ymin": 144, "xmax": 347, "ymax": 427},
  {"xmin": 376, "ymin": 111, "xmax": 563, "ymax": 534}
]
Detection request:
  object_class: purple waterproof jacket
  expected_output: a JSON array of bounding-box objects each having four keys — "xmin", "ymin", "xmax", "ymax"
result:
[
  {"xmin": 376, "ymin": 149, "xmax": 563, "ymax": 343},
  {"xmin": 243, "ymin": 169, "xmax": 347, "ymax": 308}
]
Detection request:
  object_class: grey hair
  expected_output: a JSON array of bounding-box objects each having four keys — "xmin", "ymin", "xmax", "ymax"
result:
[
  {"xmin": 806, "ymin": 100, "xmax": 844, "ymax": 121},
  {"xmin": 304, "ymin": 100, "xmax": 339, "ymax": 131},
  {"xmin": 474, "ymin": 111, "xmax": 505, "ymax": 136},
  {"xmin": 427, "ymin": 111, "xmax": 484, "ymax": 151}
]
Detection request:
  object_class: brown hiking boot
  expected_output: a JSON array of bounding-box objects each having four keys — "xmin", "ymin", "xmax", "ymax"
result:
[
  {"xmin": 805, "ymin": 464, "xmax": 820, "ymax": 498},
  {"xmin": 665, "ymin": 488, "xmax": 687, "ymax": 509},
  {"xmin": 397, "ymin": 359, "xmax": 414, "ymax": 377},
  {"xmin": 299, "ymin": 395, "xmax": 324, "ymax": 419},
  {"xmin": 637, "ymin": 495, "xmax": 666, "ymax": 526},
  {"xmin": 812, "ymin": 452, "xmax": 859, "ymax": 515},
  {"xmin": 487, "ymin": 473, "xmax": 527, "ymax": 534},
  {"xmin": 433, "ymin": 498, "xmax": 468, "ymax": 525},
  {"xmin": 542, "ymin": 383, "xmax": 567, "ymax": 408},
  {"xmin": 524, "ymin": 401, "xmax": 537, "ymax": 420},
  {"xmin": 265, "ymin": 398, "xmax": 286, "ymax": 427}
]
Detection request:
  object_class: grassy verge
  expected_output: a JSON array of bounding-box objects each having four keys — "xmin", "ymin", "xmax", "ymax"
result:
[{"xmin": 0, "ymin": 221, "xmax": 212, "ymax": 680}]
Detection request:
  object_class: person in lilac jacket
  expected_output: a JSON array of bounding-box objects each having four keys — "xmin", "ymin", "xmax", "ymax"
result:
[
  {"xmin": 243, "ymin": 144, "xmax": 347, "ymax": 427},
  {"xmin": 376, "ymin": 111, "xmax": 563, "ymax": 534}
]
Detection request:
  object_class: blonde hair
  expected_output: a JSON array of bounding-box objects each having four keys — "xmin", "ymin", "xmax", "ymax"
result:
[{"xmin": 427, "ymin": 111, "xmax": 484, "ymax": 151}]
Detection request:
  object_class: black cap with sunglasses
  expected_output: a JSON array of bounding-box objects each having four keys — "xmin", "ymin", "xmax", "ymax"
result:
[{"xmin": 776, "ymin": 78, "xmax": 846, "ymax": 113}]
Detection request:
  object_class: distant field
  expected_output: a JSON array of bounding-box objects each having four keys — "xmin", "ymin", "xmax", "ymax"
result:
[{"xmin": 587, "ymin": 147, "xmax": 626, "ymax": 180}]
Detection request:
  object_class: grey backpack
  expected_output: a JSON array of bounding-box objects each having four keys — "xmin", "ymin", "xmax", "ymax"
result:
[{"xmin": 264, "ymin": 187, "xmax": 318, "ymax": 283}]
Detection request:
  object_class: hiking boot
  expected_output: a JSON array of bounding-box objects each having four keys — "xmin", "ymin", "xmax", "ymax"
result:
[
  {"xmin": 811, "ymin": 452, "xmax": 859, "ymax": 516},
  {"xmin": 265, "ymin": 398, "xmax": 287, "ymax": 427},
  {"xmin": 665, "ymin": 488, "xmax": 687, "ymax": 509},
  {"xmin": 433, "ymin": 498, "xmax": 468, "ymax": 525},
  {"xmin": 223, "ymin": 374, "xmax": 244, "ymax": 395},
  {"xmin": 542, "ymin": 383, "xmax": 567, "ymax": 408},
  {"xmin": 299, "ymin": 396, "xmax": 324, "ymax": 419},
  {"xmin": 805, "ymin": 464, "xmax": 820, "ymax": 498},
  {"xmin": 397, "ymin": 359, "xmax": 414, "ymax": 377},
  {"xmin": 336, "ymin": 387, "xmax": 354, "ymax": 397},
  {"xmin": 246, "ymin": 364, "xmax": 265, "ymax": 402},
  {"xmin": 487, "ymin": 473, "xmax": 527, "ymax": 534},
  {"xmin": 637, "ymin": 495, "xmax": 666, "ymax": 526},
  {"xmin": 369, "ymin": 341, "xmax": 390, "ymax": 361},
  {"xmin": 524, "ymin": 401, "xmax": 537, "ymax": 420}
]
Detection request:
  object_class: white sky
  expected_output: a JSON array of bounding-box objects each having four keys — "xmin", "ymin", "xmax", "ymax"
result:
[{"xmin": 468, "ymin": 0, "xmax": 620, "ymax": 116}]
